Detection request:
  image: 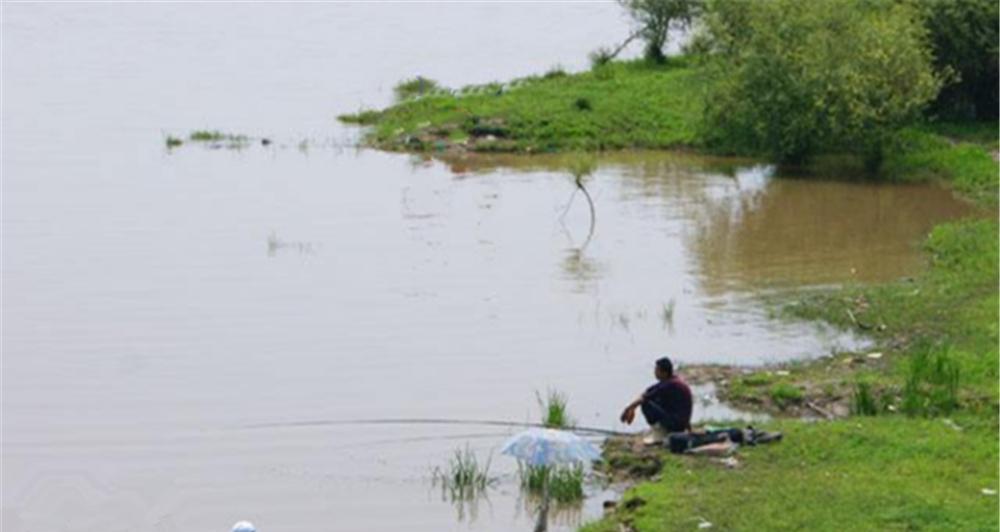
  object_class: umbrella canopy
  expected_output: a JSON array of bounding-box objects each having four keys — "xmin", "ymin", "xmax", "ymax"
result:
[{"xmin": 500, "ymin": 428, "xmax": 601, "ymax": 467}]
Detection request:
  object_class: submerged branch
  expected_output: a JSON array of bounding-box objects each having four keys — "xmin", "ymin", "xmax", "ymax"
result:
[{"xmin": 575, "ymin": 176, "xmax": 597, "ymax": 249}]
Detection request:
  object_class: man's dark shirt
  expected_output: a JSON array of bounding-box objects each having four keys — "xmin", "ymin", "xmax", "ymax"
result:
[{"xmin": 643, "ymin": 376, "xmax": 693, "ymax": 432}]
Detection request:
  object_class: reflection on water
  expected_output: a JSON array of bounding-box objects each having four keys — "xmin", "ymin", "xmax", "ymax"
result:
[
  {"xmin": 561, "ymin": 247, "xmax": 605, "ymax": 292},
  {"xmin": 439, "ymin": 150, "xmax": 976, "ymax": 294},
  {"xmin": 689, "ymin": 165, "xmax": 976, "ymax": 294}
]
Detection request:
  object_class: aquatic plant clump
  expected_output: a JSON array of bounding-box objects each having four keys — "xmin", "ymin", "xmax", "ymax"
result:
[
  {"xmin": 537, "ymin": 389, "xmax": 574, "ymax": 429},
  {"xmin": 189, "ymin": 130, "xmax": 249, "ymax": 143},
  {"xmin": 161, "ymin": 130, "xmax": 259, "ymax": 151},
  {"xmin": 519, "ymin": 463, "xmax": 585, "ymax": 503},
  {"xmin": 432, "ymin": 446, "xmax": 495, "ymax": 500}
]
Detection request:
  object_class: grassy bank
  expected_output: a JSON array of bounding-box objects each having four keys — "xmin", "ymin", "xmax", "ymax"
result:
[
  {"xmin": 586, "ymin": 416, "xmax": 997, "ymax": 532},
  {"xmin": 585, "ymin": 131, "xmax": 997, "ymax": 531},
  {"xmin": 339, "ymin": 59, "xmax": 703, "ymax": 153}
]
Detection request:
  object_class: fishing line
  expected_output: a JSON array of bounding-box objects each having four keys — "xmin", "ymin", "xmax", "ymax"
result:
[{"xmin": 238, "ymin": 417, "xmax": 632, "ymax": 437}]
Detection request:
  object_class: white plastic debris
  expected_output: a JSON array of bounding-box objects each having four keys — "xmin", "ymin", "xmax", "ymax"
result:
[
  {"xmin": 720, "ymin": 456, "xmax": 740, "ymax": 469},
  {"xmin": 697, "ymin": 519, "xmax": 714, "ymax": 529},
  {"xmin": 866, "ymin": 352, "xmax": 883, "ymax": 359},
  {"xmin": 232, "ymin": 521, "xmax": 256, "ymax": 532},
  {"xmin": 775, "ymin": 370, "xmax": 790, "ymax": 376},
  {"xmin": 982, "ymin": 489, "xmax": 997, "ymax": 496}
]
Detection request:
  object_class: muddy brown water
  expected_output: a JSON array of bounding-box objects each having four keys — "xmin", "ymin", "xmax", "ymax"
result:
[{"xmin": 2, "ymin": 4, "xmax": 976, "ymax": 532}]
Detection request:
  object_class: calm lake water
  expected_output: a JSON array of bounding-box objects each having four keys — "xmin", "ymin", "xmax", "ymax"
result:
[{"xmin": 1, "ymin": 4, "xmax": 975, "ymax": 532}]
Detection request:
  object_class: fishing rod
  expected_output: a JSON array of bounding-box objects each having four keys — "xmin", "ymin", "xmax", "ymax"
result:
[{"xmin": 239, "ymin": 417, "xmax": 633, "ymax": 437}]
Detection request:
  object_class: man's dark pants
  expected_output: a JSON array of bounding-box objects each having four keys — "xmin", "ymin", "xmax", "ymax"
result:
[{"xmin": 641, "ymin": 399, "xmax": 687, "ymax": 433}]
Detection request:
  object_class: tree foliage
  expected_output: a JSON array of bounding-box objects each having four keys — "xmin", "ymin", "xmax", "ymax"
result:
[
  {"xmin": 618, "ymin": 0, "xmax": 702, "ymax": 63},
  {"xmin": 918, "ymin": 0, "xmax": 999, "ymax": 120},
  {"xmin": 700, "ymin": 0, "xmax": 944, "ymax": 167}
]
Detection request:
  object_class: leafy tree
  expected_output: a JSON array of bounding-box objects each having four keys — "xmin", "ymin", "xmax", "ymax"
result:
[
  {"xmin": 699, "ymin": 0, "xmax": 944, "ymax": 168},
  {"xmin": 618, "ymin": 0, "xmax": 702, "ymax": 63},
  {"xmin": 919, "ymin": 0, "xmax": 999, "ymax": 120}
]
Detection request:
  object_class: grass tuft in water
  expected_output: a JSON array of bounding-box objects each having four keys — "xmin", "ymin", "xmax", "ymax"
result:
[
  {"xmin": 519, "ymin": 463, "xmax": 585, "ymax": 503},
  {"xmin": 432, "ymin": 446, "xmax": 494, "ymax": 500},
  {"xmin": 537, "ymin": 389, "xmax": 574, "ymax": 429},
  {"xmin": 165, "ymin": 136, "xmax": 183, "ymax": 148},
  {"xmin": 188, "ymin": 130, "xmax": 249, "ymax": 143}
]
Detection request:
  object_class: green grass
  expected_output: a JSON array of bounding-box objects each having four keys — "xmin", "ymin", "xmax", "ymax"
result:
[
  {"xmin": 432, "ymin": 446, "xmax": 494, "ymax": 500},
  {"xmin": 901, "ymin": 343, "xmax": 962, "ymax": 417},
  {"xmin": 882, "ymin": 127, "xmax": 998, "ymax": 205},
  {"xmin": 338, "ymin": 58, "xmax": 703, "ymax": 153},
  {"xmin": 583, "ymin": 417, "xmax": 998, "ymax": 532},
  {"xmin": 925, "ymin": 120, "xmax": 999, "ymax": 149},
  {"xmin": 538, "ymin": 389, "xmax": 574, "ymax": 429},
  {"xmin": 852, "ymin": 379, "xmax": 880, "ymax": 416},
  {"xmin": 188, "ymin": 130, "xmax": 249, "ymax": 143},
  {"xmin": 519, "ymin": 463, "xmax": 585, "ymax": 503},
  {"xmin": 768, "ymin": 382, "xmax": 804, "ymax": 410},
  {"xmin": 393, "ymin": 76, "xmax": 442, "ymax": 102}
]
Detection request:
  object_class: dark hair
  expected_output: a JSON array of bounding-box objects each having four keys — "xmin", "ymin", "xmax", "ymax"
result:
[{"xmin": 655, "ymin": 356, "xmax": 673, "ymax": 377}]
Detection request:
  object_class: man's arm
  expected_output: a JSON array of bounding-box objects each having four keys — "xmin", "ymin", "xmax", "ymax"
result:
[{"xmin": 619, "ymin": 393, "xmax": 646, "ymax": 424}]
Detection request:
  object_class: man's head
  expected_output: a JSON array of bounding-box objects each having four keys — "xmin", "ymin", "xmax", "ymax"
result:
[{"xmin": 654, "ymin": 356, "xmax": 673, "ymax": 380}]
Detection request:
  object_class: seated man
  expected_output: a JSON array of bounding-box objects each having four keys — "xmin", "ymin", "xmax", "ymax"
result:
[{"xmin": 619, "ymin": 356, "xmax": 692, "ymax": 444}]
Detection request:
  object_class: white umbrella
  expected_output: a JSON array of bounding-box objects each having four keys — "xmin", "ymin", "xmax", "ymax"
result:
[
  {"xmin": 501, "ymin": 428, "xmax": 601, "ymax": 466},
  {"xmin": 501, "ymin": 428, "xmax": 601, "ymax": 532}
]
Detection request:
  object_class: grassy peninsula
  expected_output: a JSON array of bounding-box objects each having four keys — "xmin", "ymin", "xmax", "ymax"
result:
[{"xmin": 339, "ymin": 58, "xmax": 703, "ymax": 153}]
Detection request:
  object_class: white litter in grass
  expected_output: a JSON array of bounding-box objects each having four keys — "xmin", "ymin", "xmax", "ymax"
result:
[
  {"xmin": 697, "ymin": 519, "xmax": 713, "ymax": 529},
  {"xmin": 982, "ymin": 489, "xmax": 997, "ymax": 496},
  {"xmin": 942, "ymin": 418, "xmax": 963, "ymax": 432},
  {"xmin": 866, "ymin": 352, "xmax": 883, "ymax": 359}
]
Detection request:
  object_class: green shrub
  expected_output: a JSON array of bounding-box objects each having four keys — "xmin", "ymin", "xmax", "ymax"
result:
[
  {"xmin": 919, "ymin": 0, "xmax": 999, "ymax": 120},
  {"xmin": 393, "ymin": 76, "xmax": 441, "ymax": 101},
  {"xmin": 589, "ymin": 47, "xmax": 615, "ymax": 68},
  {"xmin": 618, "ymin": 0, "xmax": 703, "ymax": 63},
  {"xmin": 543, "ymin": 66, "xmax": 567, "ymax": 79},
  {"xmin": 701, "ymin": 0, "xmax": 943, "ymax": 166}
]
